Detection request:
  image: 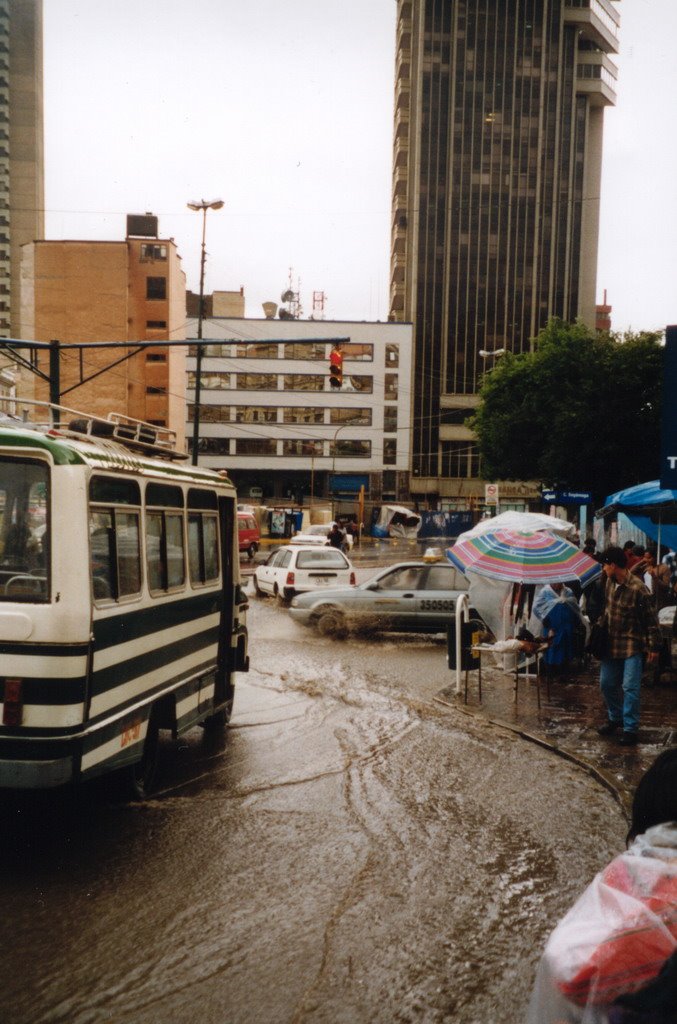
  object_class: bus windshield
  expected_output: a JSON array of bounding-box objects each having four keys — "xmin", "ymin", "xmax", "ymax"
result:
[{"xmin": 0, "ymin": 456, "xmax": 50, "ymax": 601}]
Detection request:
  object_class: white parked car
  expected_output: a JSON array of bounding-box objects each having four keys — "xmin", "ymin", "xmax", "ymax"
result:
[
  {"xmin": 253, "ymin": 544, "xmax": 356, "ymax": 602},
  {"xmin": 290, "ymin": 523, "xmax": 353, "ymax": 550}
]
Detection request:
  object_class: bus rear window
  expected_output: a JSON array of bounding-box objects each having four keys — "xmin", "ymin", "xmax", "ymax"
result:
[{"xmin": 0, "ymin": 457, "xmax": 50, "ymax": 602}]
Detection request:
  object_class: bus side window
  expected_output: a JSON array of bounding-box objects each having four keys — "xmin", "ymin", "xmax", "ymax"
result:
[
  {"xmin": 145, "ymin": 483, "xmax": 186, "ymax": 594},
  {"xmin": 89, "ymin": 509, "xmax": 142, "ymax": 602},
  {"xmin": 146, "ymin": 513, "xmax": 163, "ymax": 592},
  {"xmin": 188, "ymin": 512, "xmax": 219, "ymax": 585},
  {"xmin": 166, "ymin": 513, "xmax": 185, "ymax": 589},
  {"xmin": 89, "ymin": 476, "xmax": 142, "ymax": 603},
  {"xmin": 116, "ymin": 511, "xmax": 141, "ymax": 595},
  {"xmin": 90, "ymin": 512, "xmax": 114, "ymax": 599},
  {"xmin": 187, "ymin": 488, "xmax": 220, "ymax": 587}
]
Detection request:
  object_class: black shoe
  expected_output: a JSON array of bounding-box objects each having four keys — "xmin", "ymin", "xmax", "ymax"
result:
[
  {"xmin": 619, "ymin": 731, "xmax": 639, "ymax": 746},
  {"xmin": 597, "ymin": 721, "xmax": 621, "ymax": 736}
]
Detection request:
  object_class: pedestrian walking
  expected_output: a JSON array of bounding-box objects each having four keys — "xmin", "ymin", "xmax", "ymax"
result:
[
  {"xmin": 596, "ymin": 545, "xmax": 661, "ymax": 746},
  {"xmin": 327, "ymin": 522, "xmax": 344, "ymax": 550},
  {"xmin": 528, "ymin": 748, "xmax": 677, "ymax": 1023}
]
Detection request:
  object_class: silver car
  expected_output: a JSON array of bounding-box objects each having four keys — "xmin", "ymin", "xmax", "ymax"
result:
[{"xmin": 288, "ymin": 560, "xmax": 470, "ymax": 638}]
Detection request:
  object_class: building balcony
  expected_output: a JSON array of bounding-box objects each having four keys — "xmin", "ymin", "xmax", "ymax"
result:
[
  {"xmin": 394, "ymin": 140, "xmax": 409, "ymax": 168},
  {"xmin": 390, "ymin": 264, "xmax": 405, "ymax": 287},
  {"xmin": 392, "ymin": 205, "xmax": 408, "ymax": 232},
  {"xmin": 397, "ymin": 0, "xmax": 412, "ymax": 23},
  {"xmin": 397, "ymin": 16, "xmax": 411, "ymax": 53},
  {"xmin": 396, "ymin": 82, "xmax": 410, "ymax": 111},
  {"xmin": 393, "ymin": 164, "xmax": 408, "ymax": 196},
  {"xmin": 391, "ymin": 236, "xmax": 406, "ymax": 258},
  {"xmin": 576, "ymin": 50, "xmax": 618, "ymax": 104},
  {"xmin": 563, "ymin": 0, "xmax": 620, "ymax": 54},
  {"xmin": 395, "ymin": 103, "xmax": 410, "ymax": 136}
]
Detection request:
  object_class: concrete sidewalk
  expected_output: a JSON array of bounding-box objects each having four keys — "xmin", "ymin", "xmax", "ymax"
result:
[{"xmin": 436, "ymin": 656, "xmax": 677, "ymax": 816}]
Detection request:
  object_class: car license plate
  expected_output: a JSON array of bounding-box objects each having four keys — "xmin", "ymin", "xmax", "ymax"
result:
[{"xmin": 313, "ymin": 575, "xmax": 332, "ymax": 584}]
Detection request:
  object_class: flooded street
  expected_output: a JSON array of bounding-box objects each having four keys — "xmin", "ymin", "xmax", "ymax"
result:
[{"xmin": 0, "ymin": 591, "xmax": 626, "ymax": 1024}]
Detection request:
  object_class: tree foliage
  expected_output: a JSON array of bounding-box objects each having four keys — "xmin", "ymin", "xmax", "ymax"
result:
[{"xmin": 470, "ymin": 319, "xmax": 663, "ymax": 502}]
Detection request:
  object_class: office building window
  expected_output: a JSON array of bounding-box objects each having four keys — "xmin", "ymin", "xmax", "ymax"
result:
[
  {"xmin": 329, "ymin": 408, "xmax": 372, "ymax": 426},
  {"xmin": 197, "ymin": 437, "xmax": 230, "ymax": 455},
  {"xmin": 237, "ymin": 373, "xmax": 277, "ymax": 390},
  {"xmin": 146, "ymin": 386, "xmax": 166, "ymax": 395},
  {"xmin": 283, "ymin": 408, "xmax": 324, "ymax": 424},
  {"xmin": 282, "ymin": 440, "xmax": 324, "ymax": 457},
  {"xmin": 283, "ymin": 374, "xmax": 325, "ymax": 391},
  {"xmin": 386, "ymin": 344, "xmax": 399, "ymax": 367},
  {"xmin": 235, "ymin": 343, "xmax": 278, "ymax": 358},
  {"xmin": 146, "ymin": 352, "xmax": 167, "ymax": 362},
  {"xmin": 331, "ymin": 439, "xmax": 371, "ymax": 458},
  {"xmin": 440, "ymin": 442, "xmax": 480, "ymax": 479},
  {"xmin": 140, "ymin": 244, "xmax": 167, "ymax": 260},
  {"xmin": 340, "ymin": 343, "xmax": 373, "ymax": 361},
  {"xmin": 188, "ymin": 405, "xmax": 231, "ymax": 423},
  {"xmin": 146, "ymin": 321, "xmax": 167, "ymax": 330},
  {"xmin": 384, "ymin": 374, "xmax": 398, "ymax": 400},
  {"xmin": 440, "ymin": 409, "xmax": 473, "ymax": 425},
  {"xmin": 236, "ymin": 438, "xmax": 278, "ymax": 456},
  {"xmin": 188, "ymin": 343, "xmax": 227, "ymax": 357},
  {"xmin": 383, "ymin": 407, "xmax": 398, "ymax": 432},
  {"xmin": 146, "ymin": 277, "xmax": 167, "ymax": 300},
  {"xmin": 188, "ymin": 372, "xmax": 230, "ymax": 390},
  {"xmin": 283, "ymin": 343, "xmax": 326, "ymax": 360},
  {"xmin": 235, "ymin": 406, "xmax": 277, "ymax": 423},
  {"xmin": 348, "ymin": 376, "xmax": 373, "ymax": 394},
  {"xmin": 383, "ymin": 439, "xmax": 397, "ymax": 465}
]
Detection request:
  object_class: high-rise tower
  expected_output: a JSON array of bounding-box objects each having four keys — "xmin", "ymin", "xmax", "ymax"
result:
[
  {"xmin": 390, "ymin": 1, "xmax": 619, "ymax": 501},
  {"xmin": 0, "ymin": 0, "xmax": 44, "ymax": 340}
]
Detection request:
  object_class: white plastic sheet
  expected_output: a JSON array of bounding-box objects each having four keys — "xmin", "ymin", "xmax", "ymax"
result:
[
  {"xmin": 528, "ymin": 822, "xmax": 677, "ymax": 1023},
  {"xmin": 462, "ymin": 510, "xmax": 576, "ymax": 539}
]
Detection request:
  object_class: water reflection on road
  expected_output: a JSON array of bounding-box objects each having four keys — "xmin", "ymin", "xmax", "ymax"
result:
[{"xmin": 0, "ymin": 595, "xmax": 626, "ymax": 1024}]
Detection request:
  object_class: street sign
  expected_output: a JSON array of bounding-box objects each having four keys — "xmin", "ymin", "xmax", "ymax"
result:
[
  {"xmin": 661, "ymin": 326, "xmax": 677, "ymax": 489},
  {"xmin": 485, "ymin": 483, "xmax": 499, "ymax": 505},
  {"xmin": 542, "ymin": 489, "xmax": 592, "ymax": 505}
]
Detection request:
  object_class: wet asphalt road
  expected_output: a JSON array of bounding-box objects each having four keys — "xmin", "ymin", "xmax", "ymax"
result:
[{"xmin": 0, "ymin": 587, "xmax": 626, "ymax": 1024}]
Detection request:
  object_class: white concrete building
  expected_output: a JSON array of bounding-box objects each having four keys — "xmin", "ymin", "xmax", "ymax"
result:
[{"xmin": 185, "ymin": 318, "xmax": 413, "ymax": 505}]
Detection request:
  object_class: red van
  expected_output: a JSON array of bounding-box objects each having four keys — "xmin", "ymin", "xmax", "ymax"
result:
[{"xmin": 238, "ymin": 512, "xmax": 260, "ymax": 559}]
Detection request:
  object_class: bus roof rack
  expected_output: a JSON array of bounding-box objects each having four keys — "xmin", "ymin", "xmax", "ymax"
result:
[{"xmin": 0, "ymin": 398, "xmax": 189, "ymax": 460}]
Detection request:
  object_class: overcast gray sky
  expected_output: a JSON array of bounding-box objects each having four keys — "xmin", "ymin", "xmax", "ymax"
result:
[{"xmin": 44, "ymin": 0, "xmax": 675, "ymax": 333}]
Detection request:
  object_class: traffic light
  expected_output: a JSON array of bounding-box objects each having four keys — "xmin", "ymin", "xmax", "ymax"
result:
[{"xmin": 329, "ymin": 347, "xmax": 343, "ymax": 389}]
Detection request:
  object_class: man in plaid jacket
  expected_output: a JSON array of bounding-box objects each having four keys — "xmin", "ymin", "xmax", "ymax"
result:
[{"xmin": 597, "ymin": 545, "xmax": 661, "ymax": 746}]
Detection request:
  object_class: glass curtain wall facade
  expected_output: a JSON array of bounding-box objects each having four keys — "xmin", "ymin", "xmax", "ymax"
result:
[{"xmin": 391, "ymin": 0, "xmax": 618, "ymax": 495}]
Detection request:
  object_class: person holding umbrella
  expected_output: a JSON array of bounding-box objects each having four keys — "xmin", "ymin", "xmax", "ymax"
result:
[{"xmin": 596, "ymin": 546, "xmax": 661, "ymax": 746}]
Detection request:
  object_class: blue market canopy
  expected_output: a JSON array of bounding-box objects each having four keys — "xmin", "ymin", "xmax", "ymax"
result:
[{"xmin": 596, "ymin": 480, "xmax": 677, "ymax": 551}]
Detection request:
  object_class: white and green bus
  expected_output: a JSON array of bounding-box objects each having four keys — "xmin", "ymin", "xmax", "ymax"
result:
[{"xmin": 0, "ymin": 407, "xmax": 248, "ymax": 796}]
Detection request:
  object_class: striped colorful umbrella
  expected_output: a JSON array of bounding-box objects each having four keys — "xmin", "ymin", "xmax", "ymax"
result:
[{"xmin": 446, "ymin": 528, "xmax": 602, "ymax": 586}]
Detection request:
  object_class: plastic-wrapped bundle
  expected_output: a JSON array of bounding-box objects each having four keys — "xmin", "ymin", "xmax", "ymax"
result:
[{"xmin": 528, "ymin": 823, "xmax": 677, "ymax": 1023}]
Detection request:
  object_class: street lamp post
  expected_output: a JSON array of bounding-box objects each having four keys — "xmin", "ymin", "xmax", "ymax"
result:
[{"xmin": 188, "ymin": 198, "xmax": 224, "ymax": 465}]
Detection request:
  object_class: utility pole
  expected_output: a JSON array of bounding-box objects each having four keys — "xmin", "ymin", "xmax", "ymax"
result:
[{"xmin": 187, "ymin": 198, "xmax": 224, "ymax": 465}]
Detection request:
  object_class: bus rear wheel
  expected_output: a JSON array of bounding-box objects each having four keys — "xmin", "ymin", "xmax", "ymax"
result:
[
  {"xmin": 128, "ymin": 708, "xmax": 160, "ymax": 800},
  {"xmin": 202, "ymin": 677, "xmax": 234, "ymax": 745}
]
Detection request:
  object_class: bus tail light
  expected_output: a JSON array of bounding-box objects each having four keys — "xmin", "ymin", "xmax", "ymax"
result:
[
  {"xmin": 3, "ymin": 678, "xmax": 24, "ymax": 726},
  {"xmin": 350, "ymin": 572, "xmax": 356, "ymax": 585},
  {"xmin": 286, "ymin": 572, "xmax": 295, "ymax": 586}
]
